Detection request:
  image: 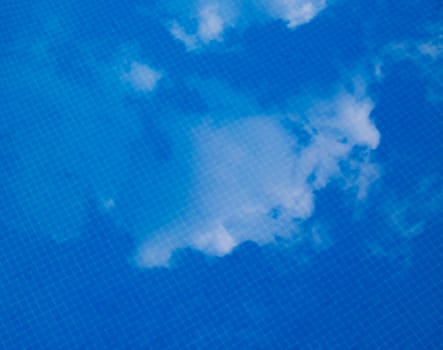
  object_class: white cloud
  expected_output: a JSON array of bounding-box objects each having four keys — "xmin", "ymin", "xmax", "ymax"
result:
[
  {"xmin": 121, "ymin": 62, "xmax": 162, "ymax": 92},
  {"xmin": 330, "ymin": 96, "xmax": 380, "ymax": 149},
  {"xmin": 168, "ymin": 0, "xmax": 327, "ymax": 50},
  {"xmin": 197, "ymin": 3, "xmax": 229, "ymax": 42},
  {"xmin": 135, "ymin": 92, "xmax": 380, "ymax": 267},
  {"xmin": 169, "ymin": 1, "xmax": 236, "ymax": 50},
  {"xmin": 263, "ymin": 0, "xmax": 326, "ymax": 28}
]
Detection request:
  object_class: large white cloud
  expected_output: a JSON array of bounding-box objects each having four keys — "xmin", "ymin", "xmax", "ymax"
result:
[
  {"xmin": 1, "ymin": 38, "xmax": 380, "ymax": 268},
  {"xmin": 168, "ymin": 0, "xmax": 328, "ymax": 50},
  {"xmin": 1, "ymin": 12, "xmax": 381, "ymax": 269},
  {"xmin": 135, "ymin": 92, "xmax": 380, "ymax": 267}
]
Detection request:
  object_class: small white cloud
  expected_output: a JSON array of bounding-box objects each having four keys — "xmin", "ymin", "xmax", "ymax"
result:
[
  {"xmin": 265, "ymin": 0, "xmax": 326, "ymax": 28},
  {"xmin": 121, "ymin": 62, "xmax": 162, "ymax": 92},
  {"xmin": 170, "ymin": 2, "xmax": 235, "ymax": 50}
]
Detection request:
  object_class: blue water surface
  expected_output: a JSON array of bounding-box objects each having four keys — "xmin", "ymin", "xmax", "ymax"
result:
[{"xmin": 1, "ymin": 0, "xmax": 442, "ymax": 349}]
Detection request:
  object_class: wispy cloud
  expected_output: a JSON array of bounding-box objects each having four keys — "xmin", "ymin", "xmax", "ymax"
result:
[
  {"xmin": 386, "ymin": 175, "xmax": 443, "ymax": 239},
  {"xmin": 373, "ymin": 26, "xmax": 443, "ymax": 103},
  {"xmin": 169, "ymin": 1, "xmax": 236, "ymax": 51}
]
